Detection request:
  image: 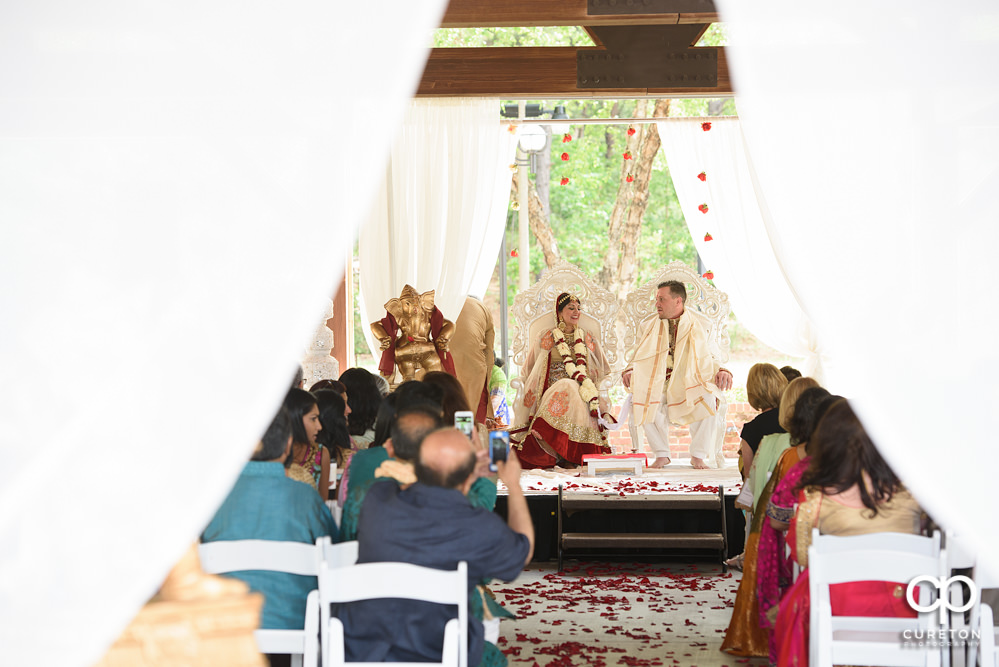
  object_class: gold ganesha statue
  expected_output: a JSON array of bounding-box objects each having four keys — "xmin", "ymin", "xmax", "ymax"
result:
[{"xmin": 371, "ymin": 285, "xmax": 455, "ymax": 384}]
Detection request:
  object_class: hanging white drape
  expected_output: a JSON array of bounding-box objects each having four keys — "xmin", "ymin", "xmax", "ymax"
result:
[
  {"xmin": 657, "ymin": 118, "xmax": 825, "ymax": 378},
  {"xmin": 360, "ymin": 98, "xmax": 519, "ymax": 325},
  {"xmin": 716, "ymin": 0, "xmax": 999, "ymax": 580},
  {"xmin": 0, "ymin": 1, "xmax": 447, "ymax": 664}
]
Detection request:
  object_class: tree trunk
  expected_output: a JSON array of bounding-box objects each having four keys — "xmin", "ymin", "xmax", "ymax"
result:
[
  {"xmin": 511, "ymin": 173, "xmax": 560, "ymax": 269},
  {"xmin": 599, "ymin": 98, "xmax": 671, "ymax": 301}
]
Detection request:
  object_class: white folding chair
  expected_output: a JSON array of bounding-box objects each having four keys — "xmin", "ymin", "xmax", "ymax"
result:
[
  {"xmin": 198, "ymin": 539, "xmax": 321, "ymax": 667},
  {"xmin": 942, "ymin": 531, "xmax": 978, "ymax": 667},
  {"xmin": 319, "ymin": 560, "xmax": 468, "ymax": 667},
  {"xmin": 974, "ymin": 561, "xmax": 999, "ymax": 667},
  {"xmin": 809, "ymin": 529, "xmax": 946, "ymax": 667},
  {"xmin": 317, "ymin": 536, "xmax": 359, "ymax": 569}
]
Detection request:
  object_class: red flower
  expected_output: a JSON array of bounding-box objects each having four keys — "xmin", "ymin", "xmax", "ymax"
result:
[
  {"xmin": 701, "ymin": 121, "xmax": 712, "ymax": 131},
  {"xmin": 562, "ymin": 133, "xmax": 572, "ymax": 143},
  {"xmin": 702, "ymin": 270, "xmax": 714, "ymax": 279},
  {"xmin": 561, "ymin": 152, "xmax": 569, "ymax": 161},
  {"xmin": 698, "ymin": 203, "xmax": 709, "ymax": 214},
  {"xmin": 626, "ymin": 174, "xmax": 634, "ymax": 183},
  {"xmin": 560, "ymin": 177, "xmax": 569, "ymax": 186},
  {"xmin": 698, "ymin": 171, "xmax": 707, "ymax": 181},
  {"xmin": 511, "ymin": 249, "xmax": 519, "ymax": 258},
  {"xmin": 704, "ymin": 232, "xmax": 713, "ymax": 242},
  {"xmin": 407, "ymin": 335, "xmax": 414, "ymax": 342},
  {"xmin": 627, "ymin": 126, "xmax": 636, "ymax": 136},
  {"xmin": 623, "ymin": 151, "xmax": 633, "ymax": 160}
]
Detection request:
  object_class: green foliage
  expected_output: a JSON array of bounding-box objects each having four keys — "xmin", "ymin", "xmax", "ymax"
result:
[{"xmin": 433, "ymin": 26, "xmax": 594, "ymax": 48}]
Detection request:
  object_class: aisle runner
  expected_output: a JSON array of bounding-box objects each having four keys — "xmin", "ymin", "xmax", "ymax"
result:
[{"xmin": 492, "ymin": 563, "xmax": 765, "ymax": 667}]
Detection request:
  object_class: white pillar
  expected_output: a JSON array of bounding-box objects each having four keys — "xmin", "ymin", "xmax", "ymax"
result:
[
  {"xmin": 517, "ymin": 148, "xmax": 530, "ymax": 292},
  {"xmin": 301, "ymin": 299, "xmax": 339, "ymax": 389}
]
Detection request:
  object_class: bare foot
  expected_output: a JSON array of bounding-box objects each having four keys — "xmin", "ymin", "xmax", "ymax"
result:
[
  {"xmin": 690, "ymin": 456, "xmax": 710, "ymax": 469},
  {"xmin": 648, "ymin": 457, "xmax": 671, "ymax": 469}
]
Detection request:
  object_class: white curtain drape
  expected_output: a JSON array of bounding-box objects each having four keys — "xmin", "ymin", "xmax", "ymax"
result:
[
  {"xmin": 657, "ymin": 118, "xmax": 825, "ymax": 378},
  {"xmin": 716, "ymin": 0, "xmax": 999, "ymax": 580},
  {"xmin": 0, "ymin": 1, "xmax": 447, "ymax": 664},
  {"xmin": 359, "ymin": 98, "xmax": 518, "ymax": 325}
]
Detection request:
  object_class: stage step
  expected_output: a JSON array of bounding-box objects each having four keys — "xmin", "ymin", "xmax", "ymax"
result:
[
  {"xmin": 556, "ymin": 484, "xmax": 728, "ymax": 572},
  {"xmin": 561, "ymin": 532, "xmax": 726, "ymax": 549},
  {"xmin": 560, "ymin": 494, "xmax": 721, "ymax": 511}
]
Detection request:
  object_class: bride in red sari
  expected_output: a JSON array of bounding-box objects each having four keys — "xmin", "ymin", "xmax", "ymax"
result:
[{"xmin": 510, "ymin": 292, "xmax": 614, "ymax": 468}]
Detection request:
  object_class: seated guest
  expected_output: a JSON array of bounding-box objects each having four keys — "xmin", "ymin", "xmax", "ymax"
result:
[
  {"xmin": 339, "ymin": 428, "xmax": 533, "ymax": 667},
  {"xmin": 284, "ymin": 388, "xmax": 330, "ymax": 497},
  {"xmin": 337, "ymin": 393, "xmax": 396, "ymax": 507},
  {"xmin": 423, "ymin": 370, "xmax": 474, "ymax": 425},
  {"xmin": 744, "ymin": 377, "xmax": 821, "ymax": 514},
  {"xmin": 338, "ymin": 402, "xmax": 442, "ymax": 541},
  {"xmin": 338, "ymin": 380, "xmax": 443, "ymax": 510},
  {"xmin": 779, "ymin": 365, "xmax": 801, "ymax": 383},
  {"xmin": 774, "ymin": 399, "xmax": 924, "ymax": 666},
  {"xmin": 309, "ymin": 378, "xmax": 346, "ymax": 393},
  {"xmin": 201, "ymin": 407, "xmax": 338, "ymax": 633},
  {"xmin": 339, "ymin": 367, "xmax": 384, "ymax": 450},
  {"xmin": 721, "ymin": 377, "xmax": 822, "ymax": 658},
  {"xmin": 739, "ymin": 363, "xmax": 788, "ymax": 478},
  {"xmin": 757, "ymin": 388, "xmax": 836, "ymax": 663},
  {"xmin": 314, "ymin": 389, "xmax": 355, "ymax": 474}
]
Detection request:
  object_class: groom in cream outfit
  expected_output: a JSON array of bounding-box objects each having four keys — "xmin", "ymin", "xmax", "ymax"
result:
[{"xmin": 622, "ymin": 281, "xmax": 733, "ymax": 469}]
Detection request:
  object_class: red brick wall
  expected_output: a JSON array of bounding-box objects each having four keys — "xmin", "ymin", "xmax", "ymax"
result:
[{"xmin": 606, "ymin": 402, "xmax": 758, "ymax": 459}]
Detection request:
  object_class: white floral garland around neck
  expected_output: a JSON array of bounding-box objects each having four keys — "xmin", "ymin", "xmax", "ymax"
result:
[{"xmin": 551, "ymin": 324, "xmax": 604, "ymax": 431}]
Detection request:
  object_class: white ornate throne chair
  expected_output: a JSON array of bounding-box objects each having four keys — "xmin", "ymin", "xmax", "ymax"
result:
[
  {"xmin": 620, "ymin": 261, "xmax": 731, "ymax": 453},
  {"xmin": 509, "ymin": 259, "xmax": 622, "ymax": 413}
]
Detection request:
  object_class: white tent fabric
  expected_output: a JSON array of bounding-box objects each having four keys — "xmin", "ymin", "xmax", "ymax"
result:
[
  {"xmin": 657, "ymin": 118, "xmax": 825, "ymax": 378},
  {"xmin": 0, "ymin": 1, "xmax": 447, "ymax": 664},
  {"xmin": 716, "ymin": 0, "xmax": 999, "ymax": 580},
  {"xmin": 359, "ymin": 98, "xmax": 519, "ymax": 325}
]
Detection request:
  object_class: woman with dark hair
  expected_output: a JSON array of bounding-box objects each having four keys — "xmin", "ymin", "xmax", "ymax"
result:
[
  {"xmin": 283, "ymin": 388, "xmax": 330, "ymax": 498},
  {"xmin": 314, "ymin": 389, "xmax": 355, "ymax": 471},
  {"xmin": 339, "ymin": 368, "xmax": 383, "ymax": 449},
  {"xmin": 774, "ymin": 399, "xmax": 923, "ymax": 666},
  {"xmin": 310, "ymin": 379, "xmax": 346, "ymax": 393},
  {"xmin": 754, "ymin": 388, "xmax": 837, "ymax": 654},
  {"xmin": 422, "ymin": 370, "xmax": 472, "ymax": 424},
  {"xmin": 509, "ymin": 292, "xmax": 615, "ymax": 468}
]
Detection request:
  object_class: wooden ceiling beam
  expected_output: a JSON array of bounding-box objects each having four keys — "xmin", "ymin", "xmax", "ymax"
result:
[
  {"xmin": 416, "ymin": 47, "xmax": 731, "ymax": 98},
  {"xmin": 438, "ymin": 0, "xmax": 719, "ymax": 28}
]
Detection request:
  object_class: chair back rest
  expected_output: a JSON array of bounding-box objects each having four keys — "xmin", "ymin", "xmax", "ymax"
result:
[
  {"xmin": 808, "ymin": 529, "xmax": 944, "ymax": 622},
  {"xmin": 199, "ymin": 539, "xmax": 320, "ymax": 576},
  {"xmin": 320, "ymin": 561, "xmax": 468, "ymax": 667},
  {"xmin": 320, "ymin": 538, "xmax": 359, "ymax": 569},
  {"xmin": 620, "ymin": 261, "xmax": 730, "ymax": 364},
  {"xmin": 509, "ymin": 259, "xmax": 620, "ymax": 397},
  {"xmin": 321, "ymin": 561, "xmax": 467, "ymax": 606}
]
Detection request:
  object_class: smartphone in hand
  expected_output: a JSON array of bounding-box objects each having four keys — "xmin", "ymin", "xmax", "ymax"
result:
[
  {"xmin": 488, "ymin": 430, "xmax": 509, "ymax": 472},
  {"xmin": 454, "ymin": 411, "xmax": 474, "ymax": 440}
]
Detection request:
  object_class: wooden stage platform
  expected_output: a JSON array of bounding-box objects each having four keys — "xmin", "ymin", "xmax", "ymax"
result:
[{"xmin": 495, "ymin": 459, "xmax": 745, "ymax": 567}]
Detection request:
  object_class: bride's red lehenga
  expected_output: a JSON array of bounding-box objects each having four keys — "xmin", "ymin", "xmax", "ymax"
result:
[{"xmin": 510, "ymin": 326, "xmax": 613, "ymax": 468}]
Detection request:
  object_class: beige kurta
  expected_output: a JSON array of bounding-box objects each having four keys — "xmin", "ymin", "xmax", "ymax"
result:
[
  {"xmin": 449, "ymin": 296, "xmax": 495, "ymax": 420},
  {"xmin": 627, "ymin": 308, "xmax": 723, "ymax": 426}
]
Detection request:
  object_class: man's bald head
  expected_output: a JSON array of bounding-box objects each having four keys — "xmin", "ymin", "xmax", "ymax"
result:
[
  {"xmin": 390, "ymin": 406, "xmax": 441, "ymax": 461},
  {"xmin": 415, "ymin": 428, "xmax": 477, "ymax": 490}
]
